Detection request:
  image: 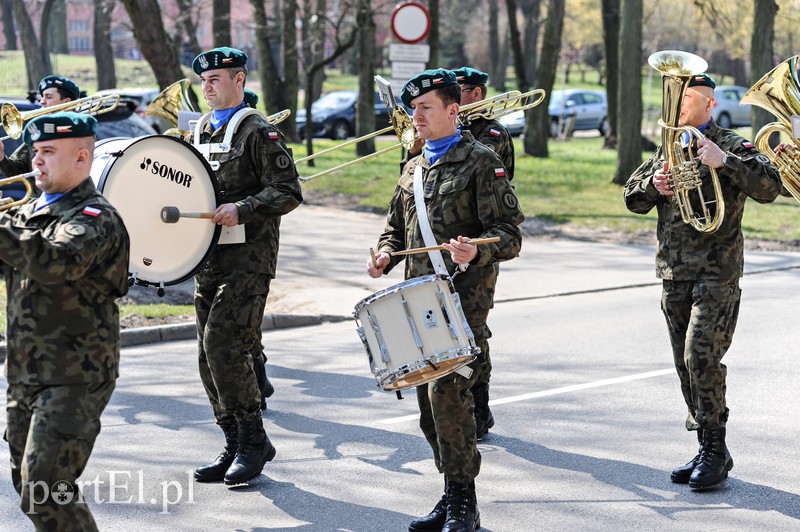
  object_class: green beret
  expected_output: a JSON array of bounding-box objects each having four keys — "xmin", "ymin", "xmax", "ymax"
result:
[
  {"xmin": 192, "ymin": 47, "xmax": 248, "ymax": 75},
  {"xmin": 688, "ymin": 73, "xmax": 716, "ymax": 89},
  {"xmin": 400, "ymin": 68, "xmax": 458, "ymax": 107},
  {"xmin": 38, "ymin": 75, "xmax": 80, "ymax": 100},
  {"xmin": 244, "ymin": 88, "xmax": 259, "ymax": 108},
  {"xmin": 23, "ymin": 111, "xmax": 97, "ymax": 146},
  {"xmin": 453, "ymin": 67, "xmax": 489, "ymax": 86}
]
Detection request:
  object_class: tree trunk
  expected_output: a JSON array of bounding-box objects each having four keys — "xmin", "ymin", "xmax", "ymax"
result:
[
  {"xmin": 310, "ymin": 0, "xmax": 326, "ymax": 103},
  {"xmin": 521, "ymin": 0, "xmax": 541, "ymax": 87},
  {"xmin": 355, "ymin": 0, "xmax": 375, "ymax": 156},
  {"xmin": 489, "ymin": 0, "xmax": 498, "ymax": 75},
  {"xmin": 612, "ymin": 0, "xmax": 642, "ymax": 185},
  {"xmin": 506, "ymin": 0, "xmax": 527, "ymax": 92},
  {"xmin": 94, "ymin": 0, "xmax": 117, "ymax": 90},
  {"xmin": 176, "ymin": 0, "xmax": 202, "ymax": 61},
  {"xmin": 251, "ymin": 0, "xmax": 284, "ymax": 119},
  {"xmin": 492, "ymin": 29, "xmax": 509, "ymax": 92},
  {"xmin": 601, "ymin": 0, "xmax": 619, "ymax": 149},
  {"xmin": 523, "ymin": 0, "xmax": 564, "ymax": 158},
  {"xmin": 428, "ymin": 0, "xmax": 439, "ymax": 69},
  {"xmin": 1, "ymin": 0, "xmax": 16, "ymax": 51},
  {"xmin": 213, "ymin": 0, "xmax": 231, "ymax": 47},
  {"xmin": 38, "ymin": 0, "xmax": 56, "ymax": 71},
  {"xmin": 750, "ymin": 0, "xmax": 778, "ymax": 143},
  {"xmin": 48, "ymin": 0, "xmax": 68, "ymax": 53},
  {"xmin": 121, "ymin": 0, "xmax": 186, "ymax": 90},
  {"xmin": 11, "ymin": 0, "xmax": 50, "ymax": 89},
  {"xmin": 281, "ymin": 0, "xmax": 299, "ymax": 142}
]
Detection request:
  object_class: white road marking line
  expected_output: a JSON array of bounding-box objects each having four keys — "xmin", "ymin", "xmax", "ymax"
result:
[{"xmin": 375, "ymin": 368, "xmax": 674, "ymax": 425}]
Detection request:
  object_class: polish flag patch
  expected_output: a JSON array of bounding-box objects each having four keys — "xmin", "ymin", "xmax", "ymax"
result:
[
  {"xmin": 56, "ymin": 125, "xmax": 72, "ymax": 133},
  {"xmin": 489, "ymin": 128, "xmax": 501, "ymax": 137},
  {"xmin": 222, "ymin": 57, "xmax": 233, "ymax": 64},
  {"xmin": 494, "ymin": 168, "xmax": 506, "ymax": 177},
  {"xmin": 82, "ymin": 206, "xmax": 102, "ymax": 217},
  {"xmin": 268, "ymin": 131, "xmax": 280, "ymax": 140},
  {"xmin": 742, "ymin": 141, "xmax": 754, "ymax": 149}
]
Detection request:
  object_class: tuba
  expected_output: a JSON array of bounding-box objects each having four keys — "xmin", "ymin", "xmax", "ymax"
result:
[
  {"xmin": 649, "ymin": 50, "xmax": 724, "ymax": 233},
  {"xmin": 741, "ymin": 55, "xmax": 800, "ymax": 202}
]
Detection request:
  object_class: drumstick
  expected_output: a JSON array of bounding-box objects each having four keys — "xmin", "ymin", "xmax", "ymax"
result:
[
  {"xmin": 389, "ymin": 237, "xmax": 501, "ymax": 257},
  {"xmin": 160, "ymin": 206, "xmax": 215, "ymax": 223},
  {"xmin": 370, "ymin": 248, "xmax": 378, "ymax": 269}
]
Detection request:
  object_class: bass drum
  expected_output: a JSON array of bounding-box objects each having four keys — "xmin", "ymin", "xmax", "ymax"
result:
[{"xmin": 91, "ymin": 135, "xmax": 221, "ymax": 289}]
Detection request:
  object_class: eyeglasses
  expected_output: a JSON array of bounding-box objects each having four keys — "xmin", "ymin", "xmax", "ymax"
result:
[{"xmin": 461, "ymin": 87, "xmax": 477, "ymax": 93}]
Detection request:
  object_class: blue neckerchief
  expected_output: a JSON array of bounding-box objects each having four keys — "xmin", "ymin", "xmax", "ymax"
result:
[
  {"xmin": 681, "ymin": 118, "xmax": 713, "ymax": 146},
  {"xmin": 424, "ymin": 132, "xmax": 461, "ymax": 165},
  {"xmin": 34, "ymin": 192, "xmax": 65, "ymax": 212},
  {"xmin": 210, "ymin": 101, "xmax": 246, "ymax": 130}
]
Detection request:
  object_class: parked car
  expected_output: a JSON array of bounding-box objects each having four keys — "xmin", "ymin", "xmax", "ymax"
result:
[
  {"xmin": 296, "ymin": 90, "xmax": 410, "ymax": 140},
  {"xmin": 498, "ymin": 88, "xmax": 608, "ymax": 138},
  {"xmin": 0, "ymin": 97, "xmax": 156, "ymax": 200},
  {"xmin": 96, "ymin": 87, "xmax": 171, "ymax": 133},
  {"xmin": 712, "ymin": 85, "xmax": 751, "ymax": 128}
]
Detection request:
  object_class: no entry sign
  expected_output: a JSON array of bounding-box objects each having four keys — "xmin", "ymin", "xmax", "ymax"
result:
[{"xmin": 390, "ymin": 1, "xmax": 431, "ymax": 44}]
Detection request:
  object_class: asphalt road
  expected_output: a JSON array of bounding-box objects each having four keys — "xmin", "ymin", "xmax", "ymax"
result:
[{"xmin": 1, "ymin": 264, "xmax": 798, "ymax": 530}]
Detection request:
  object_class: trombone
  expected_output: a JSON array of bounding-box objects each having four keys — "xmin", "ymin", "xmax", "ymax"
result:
[
  {"xmin": 0, "ymin": 168, "xmax": 39, "ymax": 211},
  {"xmin": 0, "ymin": 93, "xmax": 120, "ymax": 142},
  {"xmin": 297, "ymin": 88, "xmax": 546, "ymax": 182}
]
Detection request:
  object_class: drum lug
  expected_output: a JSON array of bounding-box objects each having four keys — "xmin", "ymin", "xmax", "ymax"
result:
[
  {"xmin": 157, "ymin": 282, "xmax": 166, "ymax": 297},
  {"xmin": 128, "ymin": 272, "xmax": 138, "ymax": 287},
  {"xmin": 395, "ymin": 391, "xmax": 403, "ymax": 400}
]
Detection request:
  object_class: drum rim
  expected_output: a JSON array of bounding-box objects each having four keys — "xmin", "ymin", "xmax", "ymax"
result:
[{"xmin": 94, "ymin": 134, "xmax": 223, "ymax": 286}]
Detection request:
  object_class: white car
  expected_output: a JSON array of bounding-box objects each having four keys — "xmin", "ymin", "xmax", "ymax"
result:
[{"xmin": 712, "ymin": 85, "xmax": 752, "ymax": 128}]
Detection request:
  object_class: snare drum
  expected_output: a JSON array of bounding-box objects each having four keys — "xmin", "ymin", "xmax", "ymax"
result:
[
  {"xmin": 91, "ymin": 135, "xmax": 221, "ymax": 289},
  {"xmin": 354, "ymin": 274, "xmax": 479, "ymax": 391}
]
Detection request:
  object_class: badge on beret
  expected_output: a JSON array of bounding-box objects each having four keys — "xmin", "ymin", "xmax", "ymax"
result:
[
  {"xmin": 192, "ymin": 47, "xmax": 248, "ymax": 75},
  {"xmin": 28, "ymin": 122, "xmax": 41, "ymax": 141},
  {"xmin": 406, "ymin": 82, "xmax": 420, "ymax": 97},
  {"xmin": 400, "ymin": 68, "xmax": 458, "ymax": 107},
  {"xmin": 23, "ymin": 112, "xmax": 97, "ymax": 146},
  {"xmin": 199, "ymin": 55, "xmax": 209, "ymax": 70},
  {"xmin": 37, "ymin": 75, "xmax": 81, "ymax": 100}
]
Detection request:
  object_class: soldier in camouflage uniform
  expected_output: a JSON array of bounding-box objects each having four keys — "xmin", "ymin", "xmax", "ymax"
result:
[
  {"xmin": 190, "ymin": 47, "xmax": 302, "ymax": 486},
  {"xmin": 624, "ymin": 73, "xmax": 781, "ymax": 489},
  {"xmin": 368, "ymin": 69, "xmax": 523, "ymax": 532},
  {"xmin": 0, "ymin": 75, "xmax": 81, "ymax": 199},
  {"xmin": 453, "ymin": 66, "xmax": 517, "ymax": 441},
  {"xmin": 1, "ymin": 112, "xmax": 130, "ymax": 530}
]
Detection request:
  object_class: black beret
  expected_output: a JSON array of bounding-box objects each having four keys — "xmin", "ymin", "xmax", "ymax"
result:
[
  {"xmin": 244, "ymin": 88, "xmax": 259, "ymax": 108},
  {"xmin": 453, "ymin": 67, "xmax": 489, "ymax": 86},
  {"xmin": 400, "ymin": 68, "xmax": 458, "ymax": 107},
  {"xmin": 23, "ymin": 112, "xmax": 97, "ymax": 146},
  {"xmin": 192, "ymin": 47, "xmax": 248, "ymax": 75},
  {"xmin": 38, "ymin": 75, "xmax": 80, "ymax": 100},
  {"xmin": 688, "ymin": 73, "xmax": 716, "ymax": 89}
]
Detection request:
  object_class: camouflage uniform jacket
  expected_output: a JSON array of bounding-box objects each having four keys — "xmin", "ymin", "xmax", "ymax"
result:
[
  {"xmin": 378, "ymin": 131, "xmax": 524, "ymax": 331},
  {"xmin": 197, "ymin": 114, "xmax": 303, "ymax": 276},
  {"xmin": 463, "ymin": 117, "xmax": 515, "ymax": 181},
  {"xmin": 624, "ymin": 120, "xmax": 781, "ymax": 281},
  {"xmin": 0, "ymin": 178, "xmax": 130, "ymax": 385}
]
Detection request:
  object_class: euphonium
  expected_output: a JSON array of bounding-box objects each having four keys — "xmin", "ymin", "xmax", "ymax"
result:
[
  {"xmin": 649, "ymin": 50, "xmax": 724, "ymax": 233},
  {"xmin": 741, "ymin": 55, "xmax": 800, "ymax": 202}
]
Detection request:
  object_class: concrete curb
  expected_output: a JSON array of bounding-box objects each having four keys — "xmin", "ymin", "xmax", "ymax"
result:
[{"xmin": 0, "ymin": 312, "xmax": 352, "ymax": 363}]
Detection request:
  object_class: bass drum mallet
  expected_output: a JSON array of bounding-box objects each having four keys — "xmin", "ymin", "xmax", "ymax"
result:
[{"xmin": 160, "ymin": 205, "xmax": 214, "ymax": 223}]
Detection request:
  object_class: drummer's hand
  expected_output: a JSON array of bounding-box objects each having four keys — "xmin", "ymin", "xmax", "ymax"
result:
[
  {"xmin": 442, "ymin": 236, "xmax": 478, "ymax": 265},
  {"xmin": 212, "ymin": 203, "xmax": 239, "ymax": 226},
  {"xmin": 367, "ymin": 252, "xmax": 390, "ymax": 278}
]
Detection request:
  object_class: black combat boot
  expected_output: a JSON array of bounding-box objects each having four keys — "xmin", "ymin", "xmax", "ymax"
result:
[
  {"xmin": 254, "ymin": 360, "xmax": 275, "ymax": 410},
  {"xmin": 409, "ymin": 478, "xmax": 448, "ymax": 531},
  {"xmin": 689, "ymin": 428, "xmax": 733, "ymax": 489},
  {"xmin": 471, "ymin": 383, "xmax": 495, "ymax": 440},
  {"xmin": 442, "ymin": 480, "xmax": 481, "ymax": 532},
  {"xmin": 194, "ymin": 419, "xmax": 238, "ymax": 482},
  {"xmin": 670, "ymin": 429, "xmax": 704, "ymax": 483},
  {"xmin": 223, "ymin": 413, "xmax": 277, "ymax": 485}
]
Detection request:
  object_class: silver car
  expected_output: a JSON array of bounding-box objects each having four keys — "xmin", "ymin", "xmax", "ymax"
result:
[
  {"xmin": 498, "ymin": 88, "xmax": 608, "ymax": 137},
  {"xmin": 712, "ymin": 85, "xmax": 752, "ymax": 128}
]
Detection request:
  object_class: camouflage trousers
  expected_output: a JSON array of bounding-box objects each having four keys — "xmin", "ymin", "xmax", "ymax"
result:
[
  {"xmin": 416, "ymin": 336, "xmax": 487, "ymax": 484},
  {"xmin": 661, "ymin": 279, "xmax": 740, "ymax": 430},
  {"xmin": 4, "ymin": 381, "xmax": 115, "ymax": 531},
  {"xmin": 195, "ymin": 267, "xmax": 270, "ymax": 422}
]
